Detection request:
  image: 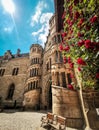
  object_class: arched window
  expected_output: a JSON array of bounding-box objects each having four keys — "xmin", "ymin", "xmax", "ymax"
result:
[{"xmin": 7, "ymin": 84, "xmax": 15, "ymax": 100}]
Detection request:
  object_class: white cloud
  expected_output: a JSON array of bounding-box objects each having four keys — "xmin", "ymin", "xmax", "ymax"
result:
[
  {"xmin": 31, "ymin": 12, "xmax": 53, "ymax": 47},
  {"xmin": 4, "ymin": 27, "xmax": 13, "ymax": 33},
  {"xmin": 30, "ymin": 1, "xmax": 47, "ymax": 26},
  {"xmin": 31, "ymin": 25, "xmax": 44, "ymax": 36},
  {"xmin": 40, "ymin": 13, "xmax": 53, "ymax": 24}
]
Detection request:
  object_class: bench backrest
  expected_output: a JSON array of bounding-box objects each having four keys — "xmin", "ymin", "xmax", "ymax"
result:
[
  {"xmin": 47, "ymin": 112, "xmax": 54, "ymax": 120},
  {"xmin": 57, "ymin": 116, "xmax": 66, "ymax": 125}
]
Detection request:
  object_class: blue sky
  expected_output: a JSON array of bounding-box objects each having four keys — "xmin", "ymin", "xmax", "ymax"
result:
[{"xmin": 0, "ymin": 0, "xmax": 54, "ymax": 56}]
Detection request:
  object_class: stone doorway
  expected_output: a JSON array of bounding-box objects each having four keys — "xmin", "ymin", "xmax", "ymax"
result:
[
  {"xmin": 43, "ymin": 76, "xmax": 52, "ymax": 110},
  {"xmin": 48, "ymin": 83, "xmax": 52, "ymax": 109}
]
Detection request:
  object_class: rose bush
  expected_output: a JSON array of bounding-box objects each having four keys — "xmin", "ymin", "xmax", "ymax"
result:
[{"xmin": 60, "ymin": 0, "xmax": 99, "ymax": 90}]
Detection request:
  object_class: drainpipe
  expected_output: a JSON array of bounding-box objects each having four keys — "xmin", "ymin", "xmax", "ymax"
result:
[
  {"xmin": 79, "ymin": 87, "xmax": 92, "ymax": 130},
  {"xmin": 74, "ymin": 68, "xmax": 92, "ymax": 130}
]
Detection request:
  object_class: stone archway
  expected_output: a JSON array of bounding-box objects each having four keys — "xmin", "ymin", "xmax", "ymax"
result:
[
  {"xmin": 46, "ymin": 77, "xmax": 52, "ymax": 110},
  {"xmin": 48, "ymin": 83, "xmax": 52, "ymax": 109}
]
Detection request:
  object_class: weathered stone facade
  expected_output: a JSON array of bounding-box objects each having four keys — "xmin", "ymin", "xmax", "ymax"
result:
[
  {"xmin": 52, "ymin": 86, "xmax": 84, "ymax": 129},
  {"xmin": 1, "ymin": 0, "xmax": 98, "ymax": 129},
  {"xmin": 0, "ymin": 51, "xmax": 29, "ymax": 108},
  {"xmin": 0, "ymin": 13, "xmax": 73, "ymax": 110}
]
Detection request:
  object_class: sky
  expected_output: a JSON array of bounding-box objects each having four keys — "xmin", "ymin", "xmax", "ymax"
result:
[{"xmin": 0, "ymin": 0, "xmax": 54, "ymax": 56}]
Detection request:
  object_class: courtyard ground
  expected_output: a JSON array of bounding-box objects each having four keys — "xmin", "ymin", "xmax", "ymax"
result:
[
  {"xmin": 0, "ymin": 109, "xmax": 78, "ymax": 130},
  {"xmin": 0, "ymin": 109, "xmax": 46, "ymax": 130}
]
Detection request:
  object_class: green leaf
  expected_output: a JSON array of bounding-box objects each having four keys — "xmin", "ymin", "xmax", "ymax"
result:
[{"xmin": 84, "ymin": 0, "xmax": 87, "ymax": 3}]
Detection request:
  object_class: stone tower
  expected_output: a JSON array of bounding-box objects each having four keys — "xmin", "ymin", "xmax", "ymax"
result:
[
  {"xmin": 23, "ymin": 44, "xmax": 43, "ymax": 109},
  {"xmin": 54, "ymin": 0, "xmax": 64, "ymax": 32}
]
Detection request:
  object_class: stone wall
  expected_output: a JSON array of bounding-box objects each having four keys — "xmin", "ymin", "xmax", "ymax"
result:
[
  {"xmin": 0, "ymin": 57, "xmax": 29, "ymax": 107},
  {"xmin": 82, "ymin": 90, "xmax": 99, "ymax": 129},
  {"xmin": 52, "ymin": 85, "xmax": 84, "ymax": 129},
  {"xmin": 24, "ymin": 89, "xmax": 40, "ymax": 109}
]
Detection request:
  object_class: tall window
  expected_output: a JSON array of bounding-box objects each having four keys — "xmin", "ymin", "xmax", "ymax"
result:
[
  {"xmin": 57, "ymin": 34, "xmax": 62, "ymax": 43},
  {"xmin": 67, "ymin": 73, "xmax": 72, "ymax": 84},
  {"xmin": 28, "ymin": 81, "xmax": 39, "ymax": 91},
  {"xmin": 31, "ymin": 58, "xmax": 40, "ymax": 65},
  {"xmin": 55, "ymin": 51, "xmax": 58, "ymax": 62},
  {"xmin": 53, "ymin": 35, "xmax": 56, "ymax": 42},
  {"xmin": 0, "ymin": 69, "xmax": 5, "ymax": 76},
  {"xmin": 12, "ymin": 68, "xmax": 19, "ymax": 75},
  {"xmin": 61, "ymin": 72, "xmax": 67, "ymax": 88},
  {"xmin": 59, "ymin": 52, "xmax": 63, "ymax": 62},
  {"xmin": 7, "ymin": 84, "xmax": 15, "ymax": 100},
  {"xmin": 56, "ymin": 72, "xmax": 60, "ymax": 86}
]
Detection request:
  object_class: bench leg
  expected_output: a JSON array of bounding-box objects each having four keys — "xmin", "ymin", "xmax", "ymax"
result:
[
  {"xmin": 50, "ymin": 126, "xmax": 55, "ymax": 130},
  {"xmin": 40, "ymin": 122, "xmax": 44, "ymax": 127}
]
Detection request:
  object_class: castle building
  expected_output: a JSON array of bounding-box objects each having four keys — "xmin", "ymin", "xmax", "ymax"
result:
[
  {"xmin": 0, "ymin": 11, "xmax": 74, "ymax": 110},
  {"xmin": 1, "ymin": 0, "xmax": 99, "ymax": 129}
]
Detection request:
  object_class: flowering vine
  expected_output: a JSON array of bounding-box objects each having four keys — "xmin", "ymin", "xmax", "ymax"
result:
[{"xmin": 60, "ymin": 0, "xmax": 99, "ymax": 89}]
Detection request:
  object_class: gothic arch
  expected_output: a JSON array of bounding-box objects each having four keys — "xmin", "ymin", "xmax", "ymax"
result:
[{"xmin": 45, "ymin": 76, "xmax": 52, "ymax": 109}]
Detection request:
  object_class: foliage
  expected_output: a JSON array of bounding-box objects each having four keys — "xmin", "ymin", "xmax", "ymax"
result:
[{"xmin": 60, "ymin": 0, "xmax": 99, "ymax": 89}]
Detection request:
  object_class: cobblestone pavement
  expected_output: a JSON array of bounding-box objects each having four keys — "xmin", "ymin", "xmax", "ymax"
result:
[
  {"xmin": 0, "ymin": 110, "xmax": 46, "ymax": 130},
  {"xmin": 0, "ymin": 110, "xmax": 78, "ymax": 130}
]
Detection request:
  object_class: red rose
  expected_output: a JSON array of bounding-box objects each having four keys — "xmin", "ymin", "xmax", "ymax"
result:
[
  {"xmin": 64, "ymin": 46, "xmax": 70, "ymax": 51},
  {"xmin": 84, "ymin": 40, "xmax": 94, "ymax": 49},
  {"xmin": 59, "ymin": 44, "xmax": 63, "ymax": 51},
  {"xmin": 78, "ymin": 18, "xmax": 84, "ymax": 26},
  {"xmin": 61, "ymin": 32, "xmax": 67, "ymax": 38},
  {"xmin": 63, "ymin": 57, "xmax": 67, "ymax": 63},
  {"xmin": 78, "ymin": 32, "xmax": 84, "ymax": 37},
  {"xmin": 67, "ymin": 18, "xmax": 71, "ymax": 24},
  {"xmin": 96, "ymin": 73, "xmax": 99, "ymax": 79},
  {"xmin": 77, "ymin": 58, "xmax": 86, "ymax": 65},
  {"xmin": 78, "ymin": 67, "xmax": 81, "ymax": 71},
  {"xmin": 69, "ymin": 21, "xmax": 73, "ymax": 27},
  {"xmin": 68, "ymin": 84, "xmax": 74, "ymax": 90},
  {"xmin": 78, "ymin": 40, "xmax": 84, "ymax": 47},
  {"xmin": 69, "ymin": 5, "xmax": 73, "ymax": 11},
  {"xmin": 68, "ymin": 57, "xmax": 72, "ymax": 63},
  {"xmin": 90, "ymin": 15, "xmax": 98, "ymax": 23},
  {"xmin": 74, "ymin": 11, "xmax": 80, "ymax": 19},
  {"xmin": 69, "ymin": 62, "xmax": 74, "ymax": 68}
]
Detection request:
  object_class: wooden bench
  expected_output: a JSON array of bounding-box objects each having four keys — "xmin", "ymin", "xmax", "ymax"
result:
[
  {"xmin": 41, "ymin": 113, "xmax": 66, "ymax": 130},
  {"xmin": 41, "ymin": 112, "xmax": 54, "ymax": 127},
  {"xmin": 49, "ymin": 115, "xmax": 66, "ymax": 130}
]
